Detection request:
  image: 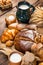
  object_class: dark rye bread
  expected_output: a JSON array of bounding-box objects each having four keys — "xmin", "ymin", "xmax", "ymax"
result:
[{"xmin": 14, "ymin": 29, "xmax": 37, "ymax": 53}]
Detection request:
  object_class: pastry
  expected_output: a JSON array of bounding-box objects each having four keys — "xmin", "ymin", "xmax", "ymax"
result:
[
  {"xmin": 31, "ymin": 43, "xmax": 43, "ymax": 61},
  {"xmin": 1, "ymin": 28, "xmax": 19, "ymax": 43},
  {"xmin": 34, "ymin": 35, "xmax": 41, "ymax": 43},
  {"xmin": 14, "ymin": 29, "xmax": 37, "ymax": 52},
  {"xmin": 8, "ymin": 23, "xmax": 26, "ymax": 30},
  {"xmin": 21, "ymin": 51, "xmax": 36, "ymax": 65},
  {"xmin": 41, "ymin": 35, "xmax": 43, "ymax": 43},
  {"xmin": 6, "ymin": 40, "xmax": 14, "ymax": 47},
  {"xmin": 0, "ymin": 0, "xmax": 12, "ymax": 9},
  {"xmin": 5, "ymin": 14, "xmax": 16, "ymax": 25},
  {"xmin": 34, "ymin": 34, "xmax": 43, "ymax": 44},
  {"xmin": 8, "ymin": 23, "xmax": 36, "ymax": 31}
]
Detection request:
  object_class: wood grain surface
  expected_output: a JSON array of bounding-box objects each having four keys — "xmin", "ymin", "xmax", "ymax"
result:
[{"xmin": 0, "ymin": 0, "xmax": 42, "ymax": 65}]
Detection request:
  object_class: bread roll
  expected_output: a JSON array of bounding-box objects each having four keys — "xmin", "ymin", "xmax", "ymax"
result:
[
  {"xmin": 6, "ymin": 40, "xmax": 14, "ymax": 47},
  {"xmin": 41, "ymin": 35, "xmax": 43, "ymax": 43},
  {"xmin": 5, "ymin": 14, "xmax": 16, "ymax": 25},
  {"xmin": 14, "ymin": 29, "xmax": 37, "ymax": 52},
  {"xmin": 31, "ymin": 43, "xmax": 43, "ymax": 61},
  {"xmin": 2, "ymin": 0, "xmax": 6, "ymax": 4},
  {"xmin": 0, "ymin": 0, "xmax": 12, "ymax": 9},
  {"xmin": 6, "ymin": 0, "xmax": 11, "ymax": 4},
  {"xmin": 8, "ymin": 23, "xmax": 27, "ymax": 30},
  {"xmin": 21, "ymin": 51, "xmax": 36, "ymax": 65},
  {"xmin": 8, "ymin": 23, "xmax": 36, "ymax": 31},
  {"xmin": 34, "ymin": 36, "xmax": 41, "ymax": 43}
]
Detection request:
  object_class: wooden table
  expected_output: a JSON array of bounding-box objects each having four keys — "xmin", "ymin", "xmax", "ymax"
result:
[{"xmin": 0, "ymin": 0, "xmax": 41, "ymax": 65}]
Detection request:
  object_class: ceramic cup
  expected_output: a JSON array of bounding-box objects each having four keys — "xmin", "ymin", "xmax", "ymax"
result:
[
  {"xmin": 16, "ymin": 1, "xmax": 35, "ymax": 23},
  {"xmin": 9, "ymin": 52, "xmax": 22, "ymax": 65}
]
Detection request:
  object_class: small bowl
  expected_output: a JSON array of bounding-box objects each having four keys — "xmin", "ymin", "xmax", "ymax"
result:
[{"xmin": 9, "ymin": 52, "xmax": 22, "ymax": 65}]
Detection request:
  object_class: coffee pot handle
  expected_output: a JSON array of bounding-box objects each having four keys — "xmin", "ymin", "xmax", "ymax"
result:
[{"xmin": 30, "ymin": 5, "xmax": 35, "ymax": 14}]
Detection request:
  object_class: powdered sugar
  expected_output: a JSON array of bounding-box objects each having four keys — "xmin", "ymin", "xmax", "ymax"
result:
[{"xmin": 8, "ymin": 15, "xmax": 15, "ymax": 21}]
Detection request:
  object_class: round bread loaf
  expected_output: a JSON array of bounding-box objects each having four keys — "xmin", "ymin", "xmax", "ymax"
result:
[{"xmin": 14, "ymin": 29, "xmax": 36, "ymax": 52}]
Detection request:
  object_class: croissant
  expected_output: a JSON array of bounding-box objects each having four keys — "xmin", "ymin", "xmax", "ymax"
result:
[
  {"xmin": 8, "ymin": 23, "xmax": 36, "ymax": 31},
  {"xmin": 34, "ymin": 36, "xmax": 41, "ymax": 43},
  {"xmin": 8, "ymin": 23, "xmax": 26, "ymax": 30},
  {"xmin": 1, "ymin": 28, "xmax": 19, "ymax": 43}
]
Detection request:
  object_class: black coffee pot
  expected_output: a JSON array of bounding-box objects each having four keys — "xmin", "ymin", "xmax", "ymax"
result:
[{"xmin": 16, "ymin": 1, "xmax": 35, "ymax": 23}]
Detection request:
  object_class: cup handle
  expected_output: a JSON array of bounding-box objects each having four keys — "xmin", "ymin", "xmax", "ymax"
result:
[{"xmin": 30, "ymin": 5, "xmax": 35, "ymax": 14}]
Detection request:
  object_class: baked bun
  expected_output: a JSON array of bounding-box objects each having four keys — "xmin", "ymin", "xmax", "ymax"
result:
[
  {"xmin": 6, "ymin": 40, "xmax": 14, "ymax": 47},
  {"xmin": 1, "ymin": 28, "xmax": 19, "ymax": 43},
  {"xmin": 34, "ymin": 35, "xmax": 41, "ymax": 43},
  {"xmin": 8, "ymin": 23, "xmax": 36, "ymax": 31},
  {"xmin": 5, "ymin": 14, "xmax": 16, "ymax": 25},
  {"xmin": 31, "ymin": 43, "xmax": 43, "ymax": 61},
  {"xmin": 14, "ymin": 29, "xmax": 36, "ymax": 52},
  {"xmin": 21, "ymin": 51, "xmax": 36, "ymax": 65},
  {"xmin": 41, "ymin": 35, "xmax": 43, "ymax": 43},
  {"xmin": 8, "ymin": 23, "xmax": 27, "ymax": 30},
  {"xmin": 0, "ymin": 0, "xmax": 12, "ymax": 9}
]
